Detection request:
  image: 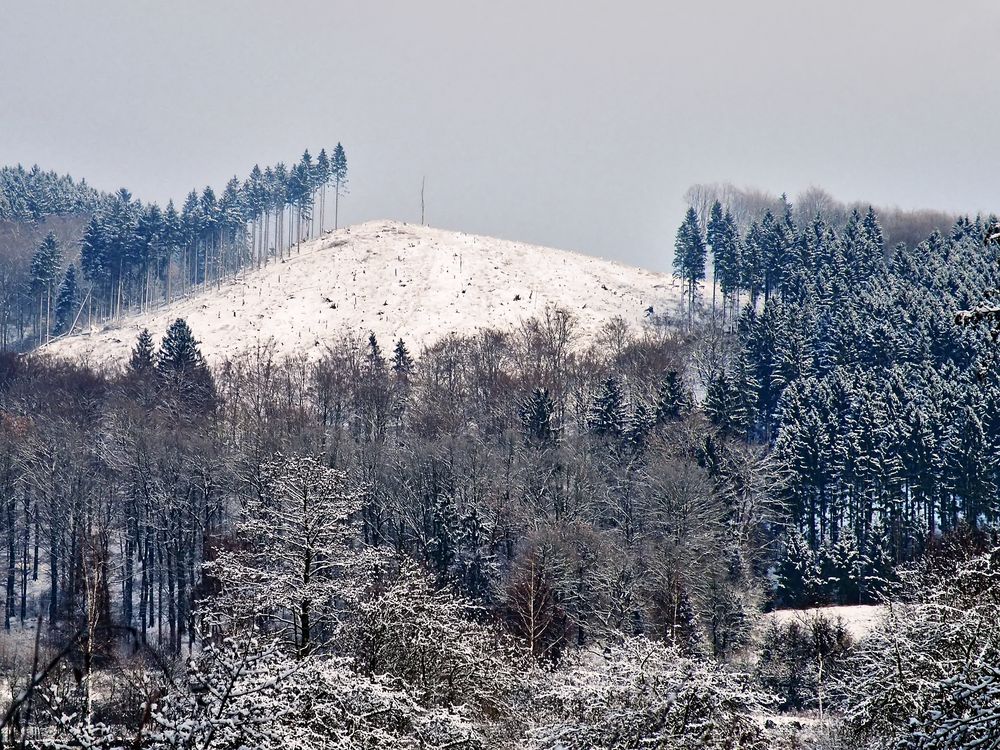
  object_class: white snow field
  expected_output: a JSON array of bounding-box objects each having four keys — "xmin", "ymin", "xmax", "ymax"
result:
[
  {"xmin": 762, "ymin": 604, "xmax": 885, "ymax": 641},
  {"xmin": 44, "ymin": 220, "xmax": 682, "ymax": 365}
]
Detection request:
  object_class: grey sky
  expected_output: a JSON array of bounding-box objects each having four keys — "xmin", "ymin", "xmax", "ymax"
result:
[{"xmin": 3, "ymin": 0, "xmax": 999, "ymax": 270}]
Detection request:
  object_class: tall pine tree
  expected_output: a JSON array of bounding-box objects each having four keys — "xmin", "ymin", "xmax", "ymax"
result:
[{"xmin": 673, "ymin": 207, "xmax": 706, "ymax": 328}]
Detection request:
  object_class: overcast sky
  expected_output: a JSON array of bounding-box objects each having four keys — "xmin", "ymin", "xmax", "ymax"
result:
[{"xmin": 3, "ymin": 1, "xmax": 999, "ymax": 269}]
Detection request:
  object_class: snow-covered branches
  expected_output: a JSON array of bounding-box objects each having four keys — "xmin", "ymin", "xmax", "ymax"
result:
[
  {"xmin": 209, "ymin": 454, "xmax": 362, "ymax": 654},
  {"xmin": 527, "ymin": 638, "xmax": 771, "ymax": 749},
  {"xmin": 348, "ymin": 563, "xmax": 527, "ymax": 721},
  {"xmin": 842, "ymin": 547, "xmax": 1000, "ymax": 749}
]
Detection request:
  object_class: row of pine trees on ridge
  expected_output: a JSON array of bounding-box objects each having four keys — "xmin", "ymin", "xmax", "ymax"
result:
[{"xmin": 7, "ymin": 146, "xmax": 348, "ymax": 345}]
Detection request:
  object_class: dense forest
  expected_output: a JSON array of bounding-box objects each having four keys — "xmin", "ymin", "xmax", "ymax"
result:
[
  {"xmin": 0, "ymin": 146, "xmax": 348, "ymax": 348},
  {"xmin": 0, "ymin": 171, "xmax": 998, "ymax": 747}
]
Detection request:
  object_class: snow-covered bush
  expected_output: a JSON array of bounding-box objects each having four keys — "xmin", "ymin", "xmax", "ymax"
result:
[
  {"xmin": 528, "ymin": 637, "xmax": 772, "ymax": 749},
  {"xmin": 842, "ymin": 546, "xmax": 1000, "ymax": 749},
  {"xmin": 347, "ymin": 563, "xmax": 527, "ymax": 722},
  {"xmin": 42, "ymin": 630, "xmax": 490, "ymax": 750}
]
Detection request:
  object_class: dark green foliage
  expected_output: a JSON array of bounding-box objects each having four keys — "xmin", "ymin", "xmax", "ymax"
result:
[
  {"xmin": 52, "ymin": 265, "xmax": 79, "ymax": 335},
  {"xmin": 654, "ymin": 370, "xmax": 690, "ymax": 423},
  {"xmin": 756, "ymin": 614, "xmax": 854, "ymax": 712},
  {"xmin": 697, "ymin": 193, "xmax": 1000, "ymax": 592},
  {"xmin": 704, "ymin": 368, "xmax": 755, "ymax": 439},
  {"xmin": 776, "ymin": 527, "xmax": 891, "ymax": 607},
  {"xmin": 157, "ymin": 318, "xmax": 205, "ymax": 374},
  {"xmin": 128, "ymin": 328, "xmax": 156, "ymax": 375},
  {"xmin": 521, "ymin": 387, "xmax": 559, "ymax": 445},
  {"xmin": 332, "ymin": 143, "xmax": 348, "ymax": 229},
  {"xmin": 366, "ymin": 333, "xmax": 385, "ymax": 374},
  {"xmin": 156, "ymin": 318, "xmax": 214, "ymax": 408},
  {"xmin": 28, "ymin": 145, "xmax": 345, "ymax": 339},
  {"xmin": 673, "ymin": 207, "xmax": 706, "ymax": 324},
  {"xmin": 30, "ymin": 232, "xmax": 61, "ymax": 294},
  {"xmin": 623, "ymin": 400, "xmax": 654, "ymax": 455},
  {"xmin": 588, "ymin": 376, "xmax": 627, "ymax": 439},
  {"xmin": 0, "ymin": 164, "xmax": 101, "ymax": 222},
  {"xmin": 332, "ymin": 143, "xmax": 348, "ymax": 192},
  {"xmin": 392, "ymin": 338, "xmax": 413, "ymax": 378}
]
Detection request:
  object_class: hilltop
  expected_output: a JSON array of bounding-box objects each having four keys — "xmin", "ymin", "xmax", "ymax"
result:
[{"xmin": 43, "ymin": 220, "xmax": 681, "ymax": 364}]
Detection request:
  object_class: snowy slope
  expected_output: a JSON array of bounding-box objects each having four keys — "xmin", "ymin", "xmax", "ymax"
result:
[{"xmin": 44, "ymin": 220, "xmax": 682, "ymax": 365}]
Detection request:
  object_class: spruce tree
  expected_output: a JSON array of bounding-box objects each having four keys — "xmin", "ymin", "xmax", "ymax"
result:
[
  {"xmin": 366, "ymin": 332, "xmax": 386, "ymax": 374},
  {"xmin": 30, "ymin": 232, "xmax": 62, "ymax": 340},
  {"xmin": 521, "ymin": 387, "xmax": 559, "ymax": 445},
  {"xmin": 160, "ymin": 200, "xmax": 183, "ymax": 300},
  {"xmin": 624, "ymin": 400, "xmax": 654, "ymax": 455},
  {"xmin": 673, "ymin": 207, "xmax": 706, "ymax": 328},
  {"xmin": 51, "ymin": 264, "xmax": 79, "ymax": 335},
  {"xmin": 128, "ymin": 328, "xmax": 156, "ymax": 375},
  {"xmin": 742, "ymin": 221, "xmax": 765, "ymax": 307},
  {"xmin": 81, "ymin": 215, "xmax": 110, "ymax": 289},
  {"xmin": 655, "ymin": 370, "xmax": 690, "ymax": 423},
  {"xmin": 713, "ymin": 210, "xmax": 741, "ymax": 321},
  {"xmin": 861, "ymin": 206, "xmax": 885, "ymax": 273},
  {"xmin": 588, "ymin": 376, "xmax": 627, "ymax": 438},
  {"xmin": 158, "ymin": 318, "xmax": 205, "ymax": 373},
  {"xmin": 777, "ymin": 529, "xmax": 820, "ymax": 607},
  {"xmin": 391, "ymin": 338, "xmax": 414, "ymax": 379},
  {"xmin": 331, "ymin": 143, "xmax": 348, "ymax": 230},
  {"xmin": 156, "ymin": 318, "xmax": 214, "ymax": 408},
  {"xmin": 706, "ymin": 200, "xmax": 725, "ymax": 313},
  {"xmin": 315, "ymin": 148, "xmax": 331, "ymax": 232}
]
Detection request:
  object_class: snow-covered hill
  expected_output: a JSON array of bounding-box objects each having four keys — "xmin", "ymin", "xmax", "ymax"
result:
[{"xmin": 44, "ymin": 220, "xmax": 682, "ymax": 365}]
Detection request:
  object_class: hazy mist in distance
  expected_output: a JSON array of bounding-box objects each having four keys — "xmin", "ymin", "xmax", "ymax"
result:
[{"xmin": 2, "ymin": 0, "xmax": 998, "ymax": 270}]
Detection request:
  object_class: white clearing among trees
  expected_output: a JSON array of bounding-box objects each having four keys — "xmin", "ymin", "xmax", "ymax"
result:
[{"xmin": 43, "ymin": 220, "xmax": 682, "ymax": 365}]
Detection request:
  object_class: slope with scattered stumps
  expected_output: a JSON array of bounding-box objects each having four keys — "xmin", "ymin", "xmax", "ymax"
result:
[{"xmin": 43, "ymin": 220, "xmax": 682, "ymax": 365}]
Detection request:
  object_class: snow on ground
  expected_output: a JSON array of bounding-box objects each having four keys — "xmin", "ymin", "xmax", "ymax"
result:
[
  {"xmin": 43, "ymin": 220, "xmax": 682, "ymax": 365},
  {"xmin": 762, "ymin": 604, "xmax": 885, "ymax": 641}
]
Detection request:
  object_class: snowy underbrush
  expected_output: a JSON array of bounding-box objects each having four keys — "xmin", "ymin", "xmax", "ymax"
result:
[
  {"xmin": 32, "ymin": 633, "xmax": 777, "ymax": 750},
  {"xmin": 839, "ymin": 546, "xmax": 1000, "ymax": 749}
]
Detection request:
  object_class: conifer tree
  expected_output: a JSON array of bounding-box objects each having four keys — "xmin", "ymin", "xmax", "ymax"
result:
[
  {"xmin": 157, "ymin": 318, "xmax": 205, "ymax": 373},
  {"xmin": 673, "ymin": 208, "xmax": 706, "ymax": 328},
  {"xmin": 128, "ymin": 328, "xmax": 156, "ymax": 375},
  {"xmin": 30, "ymin": 232, "xmax": 61, "ymax": 340},
  {"xmin": 156, "ymin": 318, "xmax": 214, "ymax": 408},
  {"xmin": 706, "ymin": 200, "xmax": 725, "ymax": 313},
  {"xmin": 588, "ymin": 376, "xmax": 627, "ymax": 438},
  {"xmin": 391, "ymin": 338, "xmax": 413, "ymax": 379},
  {"xmin": 624, "ymin": 400, "xmax": 654, "ymax": 455},
  {"xmin": 776, "ymin": 529, "xmax": 820, "ymax": 607},
  {"xmin": 655, "ymin": 370, "xmax": 690, "ymax": 424},
  {"xmin": 332, "ymin": 143, "xmax": 348, "ymax": 230},
  {"xmin": 359, "ymin": 333, "xmax": 391, "ymax": 443},
  {"xmin": 81, "ymin": 215, "xmax": 110, "ymax": 291},
  {"xmin": 51, "ymin": 264, "xmax": 79, "ymax": 335},
  {"xmin": 315, "ymin": 149, "xmax": 331, "ymax": 233},
  {"xmin": 521, "ymin": 388, "xmax": 559, "ymax": 445},
  {"xmin": 713, "ymin": 209, "xmax": 741, "ymax": 321},
  {"xmin": 704, "ymin": 369, "xmax": 756, "ymax": 440},
  {"xmin": 366, "ymin": 332, "xmax": 386, "ymax": 374},
  {"xmin": 160, "ymin": 200, "xmax": 183, "ymax": 300}
]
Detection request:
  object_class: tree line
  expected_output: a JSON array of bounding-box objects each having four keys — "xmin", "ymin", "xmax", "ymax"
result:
[
  {"xmin": 0, "ymin": 165, "xmax": 101, "ymax": 223},
  {"xmin": 1, "ymin": 146, "xmax": 349, "ymax": 348}
]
